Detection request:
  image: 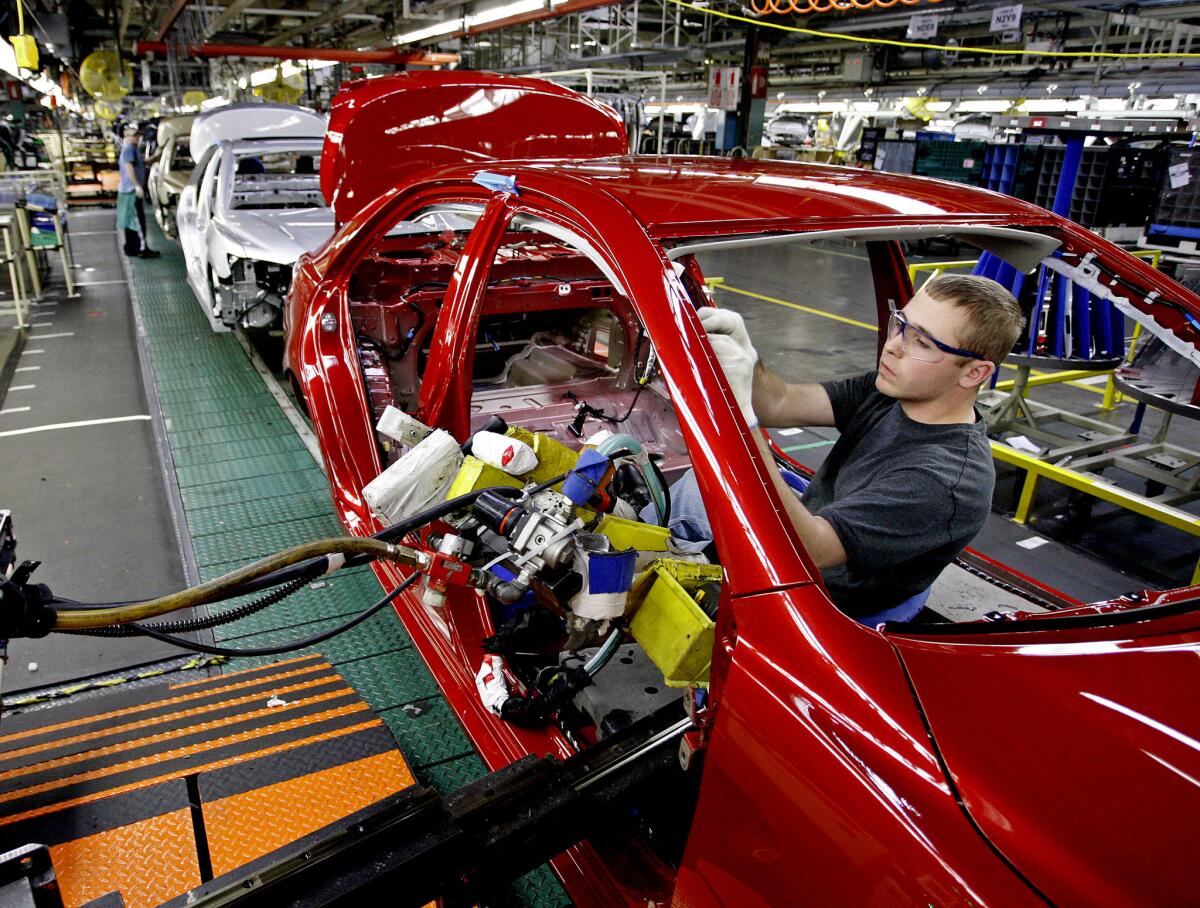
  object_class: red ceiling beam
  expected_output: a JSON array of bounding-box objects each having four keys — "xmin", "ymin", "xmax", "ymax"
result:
[{"xmin": 133, "ymin": 41, "xmax": 459, "ymax": 66}]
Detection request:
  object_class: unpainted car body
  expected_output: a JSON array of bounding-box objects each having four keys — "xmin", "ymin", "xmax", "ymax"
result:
[
  {"xmin": 147, "ymin": 114, "xmax": 194, "ymax": 237},
  {"xmin": 285, "ymin": 71, "xmax": 1200, "ymax": 907},
  {"xmin": 176, "ymin": 103, "xmax": 333, "ymax": 332},
  {"xmin": 762, "ymin": 112, "xmax": 812, "ymax": 147}
]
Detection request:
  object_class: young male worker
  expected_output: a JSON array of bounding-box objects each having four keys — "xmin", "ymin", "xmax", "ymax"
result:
[{"xmin": 679, "ymin": 274, "xmax": 1025, "ymax": 624}]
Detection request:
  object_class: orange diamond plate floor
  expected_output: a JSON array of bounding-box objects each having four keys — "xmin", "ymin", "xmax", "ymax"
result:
[{"xmin": 0, "ymin": 655, "xmax": 415, "ymax": 908}]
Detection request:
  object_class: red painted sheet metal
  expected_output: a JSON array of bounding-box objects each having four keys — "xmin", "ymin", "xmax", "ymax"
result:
[
  {"xmin": 320, "ymin": 71, "xmax": 628, "ymax": 224},
  {"xmin": 673, "ymin": 590, "xmax": 1045, "ymax": 907},
  {"xmin": 892, "ymin": 619, "xmax": 1200, "ymax": 906}
]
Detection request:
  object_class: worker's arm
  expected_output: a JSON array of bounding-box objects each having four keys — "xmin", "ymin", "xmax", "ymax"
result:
[
  {"xmin": 752, "ymin": 362, "xmax": 836, "ymax": 429},
  {"xmin": 750, "ymin": 429, "xmax": 847, "ymax": 569}
]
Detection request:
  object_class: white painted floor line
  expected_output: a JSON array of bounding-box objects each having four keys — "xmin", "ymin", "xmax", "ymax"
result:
[
  {"xmin": 8, "ymin": 384, "xmax": 35, "ymax": 391},
  {"xmin": 14, "ymin": 365, "xmax": 39, "ymax": 371},
  {"xmin": 21, "ymin": 349, "xmax": 43, "ymax": 354},
  {"xmin": 74, "ymin": 280, "xmax": 128, "ymax": 287},
  {"xmin": 0, "ymin": 414, "xmax": 151, "ymax": 438},
  {"xmin": 69, "ymin": 230, "xmax": 119, "ymax": 236},
  {"xmin": 0, "ymin": 407, "xmax": 31, "ymax": 415},
  {"xmin": 26, "ymin": 332, "xmax": 74, "ymax": 339},
  {"xmin": 29, "ymin": 322, "xmax": 52, "ymax": 328}
]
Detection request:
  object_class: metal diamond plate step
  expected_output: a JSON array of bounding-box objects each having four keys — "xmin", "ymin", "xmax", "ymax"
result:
[
  {"xmin": 416, "ymin": 753, "xmax": 488, "ymax": 794},
  {"xmin": 190, "ymin": 515, "xmax": 344, "ymax": 566},
  {"xmin": 179, "ymin": 469, "xmax": 329, "ymax": 512},
  {"xmin": 163, "ymin": 405, "xmax": 294, "ymax": 434},
  {"xmin": 208, "ymin": 574, "xmax": 382, "ymax": 642},
  {"xmin": 186, "ymin": 490, "xmax": 337, "ymax": 536},
  {"xmin": 339, "ymin": 648, "xmax": 446, "ymax": 713},
  {"xmin": 212, "ymin": 609, "xmax": 411, "ymax": 661},
  {"xmin": 175, "ymin": 450, "xmax": 317, "ymax": 489},
  {"xmin": 171, "ymin": 433, "xmax": 308, "ymax": 468},
  {"xmin": 168, "ymin": 420, "xmax": 300, "ymax": 451},
  {"xmin": 378, "ymin": 697, "xmax": 475, "ymax": 768}
]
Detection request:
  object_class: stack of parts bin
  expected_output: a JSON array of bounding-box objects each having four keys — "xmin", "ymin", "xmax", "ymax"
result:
[
  {"xmin": 914, "ymin": 138, "xmax": 986, "ymax": 186},
  {"xmin": 1147, "ymin": 145, "xmax": 1200, "ymax": 248}
]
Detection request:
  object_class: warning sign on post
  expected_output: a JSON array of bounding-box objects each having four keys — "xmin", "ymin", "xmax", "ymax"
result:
[{"xmin": 990, "ymin": 4, "xmax": 1022, "ymax": 32}]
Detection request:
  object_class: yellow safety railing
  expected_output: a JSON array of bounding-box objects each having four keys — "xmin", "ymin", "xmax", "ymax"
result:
[
  {"xmin": 992, "ymin": 439, "xmax": 1200, "ymax": 585},
  {"xmin": 907, "ymin": 260, "xmax": 977, "ymax": 288}
]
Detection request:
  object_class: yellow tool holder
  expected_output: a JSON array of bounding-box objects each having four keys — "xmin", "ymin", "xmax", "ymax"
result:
[{"xmin": 627, "ymin": 559, "xmax": 723, "ymax": 689}]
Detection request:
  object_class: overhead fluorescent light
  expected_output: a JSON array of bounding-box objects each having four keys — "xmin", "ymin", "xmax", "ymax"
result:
[
  {"xmin": 394, "ymin": 19, "xmax": 463, "ymax": 44},
  {"xmin": 956, "ymin": 99, "xmax": 1013, "ymax": 113},
  {"xmin": 467, "ymin": 0, "xmax": 543, "ymax": 27},
  {"xmin": 240, "ymin": 58, "xmax": 337, "ymax": 89}
]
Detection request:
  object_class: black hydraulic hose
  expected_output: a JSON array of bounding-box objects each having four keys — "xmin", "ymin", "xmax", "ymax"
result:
[
  {"xmin": 128, "ymin": 573, "xmax": 420, "ymax": 658},
  {"xmin": 50, "ymin": 477, "xmax": 573, "ymax": 637},
  {"xmin": 53, "ymin": 536, "xmax": 410, "ymax": 629},
  {"xmin": 64, "ymin": 571, "xmax": 320, "ymax": 638},
  {"xmin": 227, "ymin": 484, "xmax": 540, "ymax": 600},
  {"xmin": 61, "ymin": 484, "xmax": 542, "ymax": 613}
]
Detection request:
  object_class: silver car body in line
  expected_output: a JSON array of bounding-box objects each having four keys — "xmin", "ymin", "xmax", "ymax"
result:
[{"xmin": 175, "ymin": 104, "xmax": 333, "ymax": 333}]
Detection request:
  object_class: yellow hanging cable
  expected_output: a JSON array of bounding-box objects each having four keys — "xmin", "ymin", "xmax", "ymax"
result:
[
  {"xmin": 667, "ymin": 0, "xmax": 1200, "ymax": 59},
  {"xmin": 15, "ymin": 0, "xmax": 24, "ymax": 35}
]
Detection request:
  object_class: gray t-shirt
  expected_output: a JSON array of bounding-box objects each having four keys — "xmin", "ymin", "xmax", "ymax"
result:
[
  {"xmin": 800, "ymin": 370, "xmax": 994, "ymax": 616},
  {"xmin": 118, "ymin": 143, "xmax": 144, "ymax": 194}
]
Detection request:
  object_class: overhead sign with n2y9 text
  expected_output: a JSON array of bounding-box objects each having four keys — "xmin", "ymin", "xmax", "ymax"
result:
[{"xmin": 991, "ymin": 4, "xmax": 1022, "ymax": 32}]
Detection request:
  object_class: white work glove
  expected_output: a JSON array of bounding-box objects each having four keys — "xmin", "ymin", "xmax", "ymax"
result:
[
  {"xmin": 134, "ymin": 185, "xmax": 144, "ymax": 199},
  {"xmin": 697, "ymin": 307, "xmax": 759, "ymax": 428}
]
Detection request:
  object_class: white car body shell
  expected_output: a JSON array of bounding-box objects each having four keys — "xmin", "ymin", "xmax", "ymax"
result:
[
  {"xmin": 147, "ymin": 115, "xmax": 194, "ymax": 236},
  {"xmin": 175, "ymin": 104, "xmax": 332, "ymax": 332}
]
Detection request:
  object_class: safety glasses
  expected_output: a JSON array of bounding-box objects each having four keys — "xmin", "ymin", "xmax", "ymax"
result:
[{"xmin": 886, "ymin": 305, "xmax": 987, "ymax": 364}]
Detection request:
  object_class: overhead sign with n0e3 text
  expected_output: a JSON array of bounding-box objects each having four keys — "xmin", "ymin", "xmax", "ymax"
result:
[
  {"xmin": 907, "ymin": 13, "xmax": 938, "ymax": 39},
  {"xmin": 990, "ymin": 4, "xmax": 1022, "ymax": 32}
]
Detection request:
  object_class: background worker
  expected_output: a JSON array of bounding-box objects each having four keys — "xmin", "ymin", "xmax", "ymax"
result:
[
  {"xmin": 676, "ymin": 274, "xmax": 1025, "ymax": 624},
  {"xmin": 117, "ymin": 123, "xmax": 160, "ymax": 259}
]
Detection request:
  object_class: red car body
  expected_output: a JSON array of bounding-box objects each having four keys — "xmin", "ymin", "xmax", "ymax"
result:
[{"xmin": 284, "ymin": 72, "xmax": 1200, "ymax": 906}]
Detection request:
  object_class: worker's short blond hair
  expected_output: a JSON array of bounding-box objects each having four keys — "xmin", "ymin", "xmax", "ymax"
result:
[{"xmin": 923, "ymin": 274, "xmax": 1025, "ymax": 366}]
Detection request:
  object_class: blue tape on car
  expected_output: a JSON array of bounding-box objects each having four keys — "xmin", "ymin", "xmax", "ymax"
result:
[
  {"xmin": 562, "ymin": 448, "xmax": 611, "ymax": 506},
  {"xmin": 586, "ymin": 548, "xmax": 637, "ymax": 595},
  {"xmin": 473, "ymin": 171, "xmax": 519, "ymax": 195},
  {"xmin": 488, "ymin": 564, "xmax": 537, "ymax": 623}
]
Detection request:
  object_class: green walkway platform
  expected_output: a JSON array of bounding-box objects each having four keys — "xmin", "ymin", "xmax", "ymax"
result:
[{"xmin": 127, "ymin": 220, "xmax": 567, "ymax": 906}]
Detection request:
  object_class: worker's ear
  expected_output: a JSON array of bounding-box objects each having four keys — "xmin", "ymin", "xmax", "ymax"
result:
[{"xmin": 958, "ymin": 358, "xmax": 995, "ymax": 391}]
